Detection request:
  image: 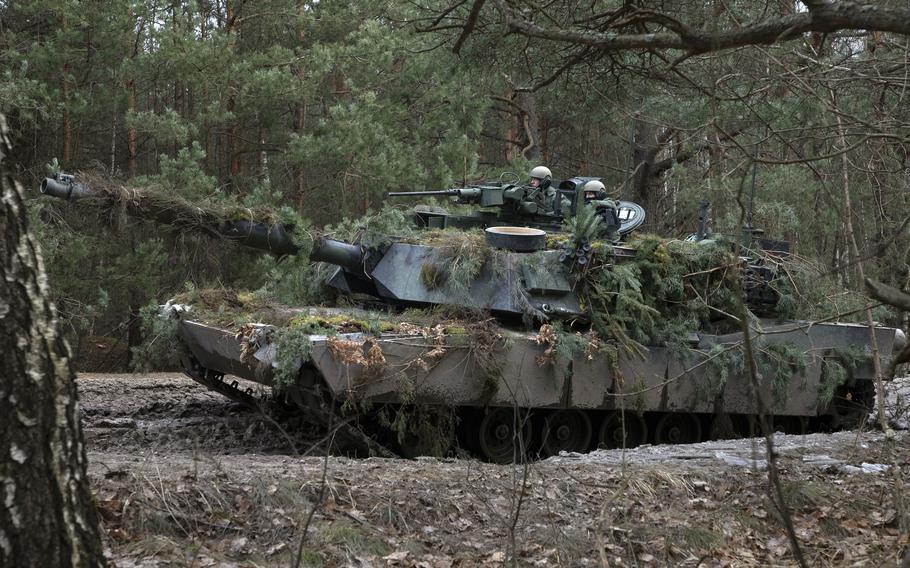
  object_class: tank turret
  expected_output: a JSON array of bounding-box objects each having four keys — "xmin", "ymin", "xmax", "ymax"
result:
[{"xmin": 388, "ymin": 176, "xmax": 646, "ymax": 236}]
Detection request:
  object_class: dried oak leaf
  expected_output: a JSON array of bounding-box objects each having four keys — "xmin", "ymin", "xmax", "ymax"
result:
[
  {"xmin": 364, "ymin": 337, "xmax": 387, "ymax": 370},
  {"xmin": 235, "ymin": 324, "xmax": 262, "ymax": 364},
  {"xmin": 534, "ymin": 324, "xmax": 557, "ymax": 366},
  {"xmin": 326, "ymin": 337, "xmax": 367, "ymax": 366},
  {"xmin": 426, "ymin": 324, "xmax": 448, "ymax": 359}
]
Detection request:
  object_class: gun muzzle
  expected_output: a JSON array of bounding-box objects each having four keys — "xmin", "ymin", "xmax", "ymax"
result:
[{"xmin": 40, "ymin": 176, "xmax": 91, "ymax": 200}]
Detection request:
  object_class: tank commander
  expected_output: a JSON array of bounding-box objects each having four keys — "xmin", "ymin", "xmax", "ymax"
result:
[
  {"xmin": 528, "ymin": 165, "xmax": 552, "ymax": 189},
  {"xmin": 528, "ymin": 165, "xmax": 563, "ymax": 214}
]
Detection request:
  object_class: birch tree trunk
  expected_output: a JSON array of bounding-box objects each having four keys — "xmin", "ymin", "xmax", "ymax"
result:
[{"xmin": 0, "ymin": 115, "xmax": 104, "ymax": 566}]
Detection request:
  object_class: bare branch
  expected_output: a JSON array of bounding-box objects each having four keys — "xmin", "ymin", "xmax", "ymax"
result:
[
  {"xmin": 486, "ymin": 0, "xmax": 910, "ymax": 55},
  {"xmin": 865, "ymin": 278, "xmax": 910, "ymax": 312},
  {"xmin": 453, "ymin": 0, "xmax": 486, "ymax": 54}
]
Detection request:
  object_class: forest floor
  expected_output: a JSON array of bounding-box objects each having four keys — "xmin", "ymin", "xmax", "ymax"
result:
[{"xmin": 80, "ymin": 373, "xmax": 910, "ymax": 567}]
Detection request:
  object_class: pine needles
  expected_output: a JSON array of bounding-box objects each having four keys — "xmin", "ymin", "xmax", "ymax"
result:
[{"xmin": 580, "ymin": 234, "xmax": 740, "ymax": 346}]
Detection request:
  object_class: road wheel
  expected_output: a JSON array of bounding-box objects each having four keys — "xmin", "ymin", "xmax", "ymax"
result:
[
  {"xmin": 654, "ymin": 413, "xmax": 702, "ymax": 445},
  {"xmin": 541, "ymin": 410, "xmax": 593, "ymax": 456},
  {"xmin": 598, "ymin": 411, "xmax": 648, "ymax": 449},
  {"xmin": 477, "ymin": 407, "xmax": 532, "ymax": 464}
]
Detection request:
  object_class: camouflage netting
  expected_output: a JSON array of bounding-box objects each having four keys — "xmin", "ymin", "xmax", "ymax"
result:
[
  {"xmin": 138, "ymin": 206, "xmax": 873, "ymax": 341},
  {"xmin": 67, "ymin": 172, "xmax": 316, "ymax": 252}
]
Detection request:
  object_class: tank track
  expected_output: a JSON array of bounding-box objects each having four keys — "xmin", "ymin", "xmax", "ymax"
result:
[
  {"xmin": 286, "ymin": 380, "xmax": 875, "ymax": 463},
  {"xmin": 181, "ymin": 357, "xmax": 395, "ymax": 458},
  {"xmin": 180, "ymin": 355, "xmax": 875, "ymax": 463}
]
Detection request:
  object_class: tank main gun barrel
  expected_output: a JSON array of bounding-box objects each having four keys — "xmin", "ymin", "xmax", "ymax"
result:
[
  {"xmin": 39, "ymin": 174, "xmax": 375, "ymax": 269},
  {"xmin": 219, "ymin": 220, "xmax": 301, "ymax": 256},
  {"xmin": 42, "ymin": 175, "xmax": 302, "ymax": 256}
]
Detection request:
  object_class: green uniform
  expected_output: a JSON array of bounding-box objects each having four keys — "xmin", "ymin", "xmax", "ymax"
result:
[
  {"xmin": 589, "ymin": 198, "xmax": 620, "ymax": 241},
  {"xmin": 544, "ymin": 187, "xmax": 561, "ymax": 213}
]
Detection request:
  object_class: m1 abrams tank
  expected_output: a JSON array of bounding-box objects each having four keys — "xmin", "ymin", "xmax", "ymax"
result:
[{"xmin": 41, "ymin": 172, "xmax": 906, "ymax": 462}]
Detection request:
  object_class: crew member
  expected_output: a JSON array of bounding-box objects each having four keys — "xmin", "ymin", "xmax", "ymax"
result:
[
  {"xmin": 582, "ymin": 180, "xmax": 621, "ymax": 241},
  {"xmin": 528, "ymin": 165, "xmax": 552, "ymax": 189},
  {"xmin": 528, "ymin": 165, "xmax": 561, "ymax": 213}
]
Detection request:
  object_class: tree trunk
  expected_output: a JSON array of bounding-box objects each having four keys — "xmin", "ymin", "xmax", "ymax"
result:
[
  {"xmin": 225, "ymin": 2, "xmax": 241, "ymax": 183},
  {"xmin": 631, "ymin": 117, "xmax": 659, "ymax": 220},
  {"xmin": 0, "ymin": 115, "xmax": 104, "ymax": 566},
  {"xmin": 63, "ymin": 66, "xmax": 72, "ymax": 165},
  {"xmin": 127, "ymin": 78, "xmax": 138, "ymax": 177},
  {"xmin": 294, "ymin": 0, "xmax": 308, "ymax": 207}
]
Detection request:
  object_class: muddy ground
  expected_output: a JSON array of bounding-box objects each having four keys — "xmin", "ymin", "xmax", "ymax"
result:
[{"xmin": 80, "ymin": 373, "xmax": 910, "ymax": 567}]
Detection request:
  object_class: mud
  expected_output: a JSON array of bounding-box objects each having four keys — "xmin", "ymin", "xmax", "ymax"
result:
[{"xmin": 79, "ymin": 373, "xmax": 910, "ymax": 567}]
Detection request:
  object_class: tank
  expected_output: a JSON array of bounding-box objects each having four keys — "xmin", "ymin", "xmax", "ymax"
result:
[{"xmin": 40, "ymin": 172, "xmax": 907, "ymax": 462}]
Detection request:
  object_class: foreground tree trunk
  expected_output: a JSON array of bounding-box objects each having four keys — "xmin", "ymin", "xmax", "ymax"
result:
[{"xmin": 0, "ymin": 116, "xmax": 105, "ymax": 566}]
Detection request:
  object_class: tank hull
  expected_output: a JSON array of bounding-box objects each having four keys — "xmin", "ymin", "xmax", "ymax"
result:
[{"xmin": 176, "ymin": 315, "xmax": 900, "ymax": 459}]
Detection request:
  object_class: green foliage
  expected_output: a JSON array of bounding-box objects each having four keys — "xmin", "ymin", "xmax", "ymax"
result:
[
  {"xmin": 45, "ymin": 158, "xmax": 61, "ymax": 177},
  {"xmin": 318, "ymin": 520, "xmax": 390, "ymax": 557},
  {"xmin": 324, "ymin": 205, "xmax": 415, "ymax": 246},
  {"xmin": 416, "ymin": 230, "xmax": 490, "ymax": 299},
  {"xmin": 818, "ymin": 345, "xmax": 867, "ymax": 407},
  {"xmin": 551, "ymin": 323, "xmax": 589, "ymax": 362},
  {"xmin": 774, "ymin": 256, "xmax": 894, "ymax": 323},
  {"xmin": 257, "ymin": 252, "xmax": 332, "ymax": 307},
  {"xmin": 819, "ymin": 358, "xmax": 848, "ymax": 408},
  {"xmin": 134, "ymin": 142, "xmax": 216, "ymax": 201},
  {"xmin": 272, "ymin": 326, "xmax": 314, "ymax": 390},
  {"xmin": 703, "ymin": 344, "xmax": 745, "ymax": 399},
  {"xmin": 755, "ymin": 341, "xmax": 807, "ymax": 407},
  {"xmin": 832, "ymin": 344, "xmax": 868, "ymax": 369},
  {"xmin": 434, "ymin": 232, "xmax": 490, "ymax": 299},
  {"xmin": 466, "ymin": 323, "xmax": 507, "ymax": 402},
  {"xmin": 130, "ymin": 302, "xmax": 180, "ymax": 372},
  {"xmin": 584, "ymin": 235, "xmax": 738, "ymax": 345},
  {"xmin": 32, "ymin": 215, "xmax": 111, "ymax": 333},
  {"xmin": 125, "ymin": 108, "xmax": 197, "ymax": 146},
  {"xmin": 281, "ymin": 3, "xmax": 488, "ymax": 217},
  {"xmin": 593, "ymin": 262, "xmax": 661, "ymax": 343},
  {"xmin": 259, "ymin": 204, "xmax": 419, "ymax": 305},
  {"xmin": 376, "ymin": 404, "xmax": 457, "ymax": 456},
  {"xmin": 700, "ymin": 340, "xmax": 806, "ymax": 408},
  {"xmin": 563, "ymin": 202, "xmax": 602, "ymax": 247}
]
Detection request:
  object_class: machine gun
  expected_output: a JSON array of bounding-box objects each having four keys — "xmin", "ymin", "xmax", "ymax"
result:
[
  {"xmin": 390, "ymin": 177, "xmax": 647, "ymax": 234},
  {"xmin": 389, "ymin": 182, "xmax": 558, "ymax": 219}
]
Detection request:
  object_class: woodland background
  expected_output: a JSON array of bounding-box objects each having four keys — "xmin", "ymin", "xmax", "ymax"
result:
[{"xmin": 1, "ymin": 0, "xmax": 908, "ymax": 367}]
